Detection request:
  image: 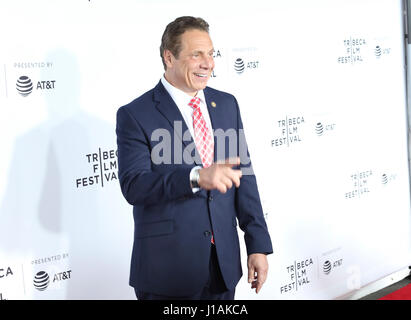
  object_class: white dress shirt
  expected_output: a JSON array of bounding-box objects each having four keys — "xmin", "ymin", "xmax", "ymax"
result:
[
  {"xmin": 161, "ymin": 75, "xmax": 214, "ymax": 192},
  {"xmin": 161, "ymin": 75, "xmax": 214, "ymax": 141}
]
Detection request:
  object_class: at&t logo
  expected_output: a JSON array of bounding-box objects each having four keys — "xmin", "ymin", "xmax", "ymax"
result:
[
  {"xmin": 33, "ymin": 271, "xmax": 50, "ymax": 291},
  {"xmin": 33, "ymin": 269, "xmax": 72, "ymax": 291},
  {"xmin": 322, "ymin": 259, "xmax": 343, "ymax": 275},
  {"xmin": 375, "ymin": 46, "xmax": 382, "ymax": 58},
  {"xmin": 323, "ymin": 261, "xmax": 332, "ymax": 275},
  {"xmin": 381, "ymin": 172, "xmax": 397, "ymax": 185},
  {"xmin": 16, "ymin": 76, "xmax": 33, "ymax": 96},
  {"xmin": 315, "ymin": 122, "xmax": 336, "ymax": 136},
  {"xmin": 374, "ymin": 44, "xmax": 391, "ymax": 59},
  {"xmin": 234, "ymin": 58, "xmax": 245, "ymax": 74},
  {"xmin": 16, "ymin": 75, "xmax": 56, "ymax": 97},
  {"xmin": 233, "ymin": 57, "xmax": 259, "ymax": 74}
]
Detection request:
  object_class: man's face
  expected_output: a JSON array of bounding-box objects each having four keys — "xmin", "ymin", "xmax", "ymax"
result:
[{"xmin": 164, "ymin": 29, "xmax": 215, "ymax": 96}]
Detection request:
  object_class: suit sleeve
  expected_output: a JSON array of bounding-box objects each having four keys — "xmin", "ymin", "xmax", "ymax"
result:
[
  {"xmin": 116, "ymin": 106, "xmax": 193, "ymax": 206},
  {"xmin": 233, "ymin": 97, "xmax": 274, "ymax": 256}
]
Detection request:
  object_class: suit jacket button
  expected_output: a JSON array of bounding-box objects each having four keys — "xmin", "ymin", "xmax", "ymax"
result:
[
  {"xmin": 204, "ymin": 231, "xmax": 211, "ymax": 237},
  {"xmin": 208, "ymin": 195, "xmax": 213, "ymax": 201}
]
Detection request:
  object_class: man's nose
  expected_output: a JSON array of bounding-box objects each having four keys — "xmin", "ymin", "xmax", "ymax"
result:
[{"xmin": 201, "ymin": 55, "xmax": 214, "ymax": 69}]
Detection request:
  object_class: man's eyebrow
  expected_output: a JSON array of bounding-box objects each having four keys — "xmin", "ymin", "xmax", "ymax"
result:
[{"xmin": 192, "ymin": 49, "xmax": 214, "ymax": 54}]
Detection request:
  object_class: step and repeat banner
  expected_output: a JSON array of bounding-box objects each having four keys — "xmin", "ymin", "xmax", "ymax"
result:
[{"xmin": 0, "ymin": 0, "xmax": 410, "ymax": 300}]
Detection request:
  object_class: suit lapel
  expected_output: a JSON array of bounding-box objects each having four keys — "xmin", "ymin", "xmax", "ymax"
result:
[
  {"xmin": 204, "ymin": 87, "xmax": 224, "ymax": 164},
  {"xmin": 153, "ymin": 81, "xmax": 190, "ymax": 147},
  {"xmin": 154, "ymin": 82, "xmax": 235, "ymax": 198},
  {"xmin": 204, "ymin": 88, "xmax": 238, "ymax": 198},
  {"xmin": 153, "ymin": 81, "xmax": 202, "ymax": 166}
]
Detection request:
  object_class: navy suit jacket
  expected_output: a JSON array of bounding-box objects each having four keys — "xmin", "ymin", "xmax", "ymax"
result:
[{"xmin": 116, "ymin": 81, "xmax": 273, "ymax": 297}]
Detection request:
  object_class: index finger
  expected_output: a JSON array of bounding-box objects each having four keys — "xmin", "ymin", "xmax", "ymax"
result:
[
  {"xmin": 225, "ymin": 168, "xmax": 242, "ymax": 187},
  {"xmin": 255, "ymin": 268, "xmax": 267, "ymax": 293}
]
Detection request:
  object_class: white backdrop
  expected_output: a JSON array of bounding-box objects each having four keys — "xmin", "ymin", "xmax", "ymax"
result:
[{"xmin": 0, "ymin": 0, "xmax": 410, "ymax": 300}]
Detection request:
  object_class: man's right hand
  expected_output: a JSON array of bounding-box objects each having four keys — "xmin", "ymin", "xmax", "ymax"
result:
[{"xmin": 198, "ymin": 157, "xmax": 242, "ymax": 193}]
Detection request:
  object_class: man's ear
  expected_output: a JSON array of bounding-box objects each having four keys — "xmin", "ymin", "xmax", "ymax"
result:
[{"xmin": 163, "ymin": 49, "xmax": 174, "ymax": 69}]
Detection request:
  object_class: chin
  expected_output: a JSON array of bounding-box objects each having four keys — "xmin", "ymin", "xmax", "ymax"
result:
[
  {"xmin": 190, "ymin": 76, "xmax": 210, "ymax": 90},
  {"xmin": 193, "ymin": 81, "xmax": 209, "ymax": 91},
  {"xmin": 196, "ymin": 84, "xmax": 207, "ymax": 91}
]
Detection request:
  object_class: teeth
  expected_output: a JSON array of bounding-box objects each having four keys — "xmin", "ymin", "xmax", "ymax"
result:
[{"xmin": 195, "ymin": 73, "xmax": 207, "ymax": 78}]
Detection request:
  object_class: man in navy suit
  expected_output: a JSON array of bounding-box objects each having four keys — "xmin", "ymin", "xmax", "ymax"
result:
[{"xmin": 116, "ymin": 16, "xmax": 273, "ymax": 300}]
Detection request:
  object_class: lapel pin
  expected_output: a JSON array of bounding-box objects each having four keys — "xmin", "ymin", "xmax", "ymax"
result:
[{"xmin": 211, "ymin": 101, "xmax": 217, "ymax": 108}]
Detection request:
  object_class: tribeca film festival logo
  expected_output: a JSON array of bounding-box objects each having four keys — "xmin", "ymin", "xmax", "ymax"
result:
[
  {"xmin": 271, "ymin": 116, "xmax": 305, "ymax": 148},
  {"xmin": 337, "ymin": 37, "xmax": 391, "ymax": 65},
  {"xmin": 210, "ymin": 49, "xmax": 222, "ymax": 78},
  {"xmin": 280, "ymin": 251, "xmax": 344, "ymax": 294},
  {"xmin": 0, "ymin": 266, "xmax": 13, "ymax": 279},
  {"xmin": 280, "ymin": 257, "xmax": 314, "ymax": 294},
  {"xmin": 345, "ymin": 170, "xmax": 372, "ymax": 199},
  {"xmin": 0, "ymin": 266, "xmax": 14, "ymax": 300},
  {"xmin": 337, "ymin": 37, "xmax": 367, "ymax": 65},
  {"xmin": 76, "ymin": 148, "xmax": 118, "ymax": 188}
]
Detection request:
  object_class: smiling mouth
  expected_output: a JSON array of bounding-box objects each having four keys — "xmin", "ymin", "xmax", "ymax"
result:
[{"xmin": 194, "ymin": 73, "xmax": 208, "ymax": 78}]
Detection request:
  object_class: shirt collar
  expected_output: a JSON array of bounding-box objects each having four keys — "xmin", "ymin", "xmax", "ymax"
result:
[{"xmin": 161, "ymin": 75, "xmax": 206, "ymax": 107}]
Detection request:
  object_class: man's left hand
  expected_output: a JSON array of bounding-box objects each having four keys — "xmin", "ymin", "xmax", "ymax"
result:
[{"xmin": 247, "ymin": 253, "xmax": 268, "ymax": 294}]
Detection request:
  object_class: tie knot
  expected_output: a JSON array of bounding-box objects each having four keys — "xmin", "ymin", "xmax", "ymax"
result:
[{"xmin": 189, "ymin": 97, "xmax": 201, "ymax": 109}]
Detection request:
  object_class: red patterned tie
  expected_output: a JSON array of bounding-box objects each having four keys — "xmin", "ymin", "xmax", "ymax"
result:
[
  {"xmin": 189, "ymin": 97, "xmax": 214, "ymax": 168},
  {"xmin": 189, "ymin": 97, "xmax": 215, "ymax": 244}
]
